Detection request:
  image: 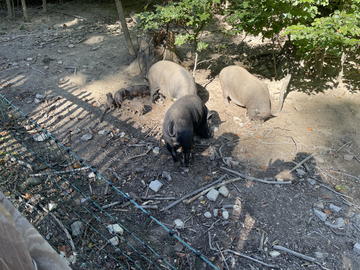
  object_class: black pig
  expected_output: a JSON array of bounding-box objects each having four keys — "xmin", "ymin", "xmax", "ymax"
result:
[{"xmin": 163, "ymin": 95, "xmax": 213, "ymax": 166}]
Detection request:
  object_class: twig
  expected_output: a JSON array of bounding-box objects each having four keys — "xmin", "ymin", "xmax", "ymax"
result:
[
  {"xmin": 204, "ymin": 219, "xmax": 220, "ymax": 235},
  {"xmin": 290, "ymin": 152, "xmax": 317, "ymax": 172},
  {"xmin": 6, "ymin": 154, "xmax": 33, "ymax": 171},
  {"xmin": 29, "ymin": 66, "xmax": 47, "ymax": 76},
  {"xmin": 318, "ymin": 183, "xmax": 354, "ymax": 200},
  {"xmin": 102, "ymin": 201, "xmax": 121, "ymax": 209},
  {"xmin": 216, "ymin": 243, "xmax": 230, "ymax": 270},
  {"xmin": 141, "ymin": 196, "xmax": 176, "ymax": 200},
  {"xmin": 225, "ymin": 249, "xmax": 279, "ymax": 268},
  {"xmin": 160, "ymin": 174, "xmax": 227, "ymax": 211},
  {"xmin": 145, "ymin": 124, "xmax": 158, "ymax": 138},
  {"xmin": 336, "ymin": 141, "xmax": 352, "ymax": 153},
  {"xmin": 259, "ymin": 230, "xmax": 265, "ymax": 250},
  {"xmin": 136, "ymin": 205, "xmax": 158, "ymax": 210},
  {"xmin": 128, "ymin": 147, "xmax": 152, "ymax": 160},
  {"xmin": 220, "ymin": 167, "xmax": 292, "ymax": 184},
  {"xmin": 208, "ymin": 232, "xmax": 217, "ymax": 251},
  {"xmin": 113, "ymin": 171, "xmax": 122, "ymax": 182},
  {"xmin": 29, "ymin": 167, "xmax": 89, "ymax": 177},
  {"xmin": 43, "ymin": 104, "xmax": 56, "ymax": 118},
  {"xmin": 50, "ymin": 212, "xmax": 76, "ymax": 253},
  {"xmin": 273, "ymin": 245, "xmax": 315, "ymax": 262}
]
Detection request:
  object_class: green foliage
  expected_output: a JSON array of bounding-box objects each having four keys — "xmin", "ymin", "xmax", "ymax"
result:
[
  {"xmin": 136, "ymin": 0, "xmax": 220, "ymax": 52},
  {"xmin": 226, "ymin": 0, "xmax": 360, "ymax": 58}
]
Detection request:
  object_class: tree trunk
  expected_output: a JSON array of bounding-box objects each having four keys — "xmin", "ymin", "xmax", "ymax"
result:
[
  {"xmin": 114, "ymin": 0, "xmax": 136, "ymax": 58},
  {"xmin": 6, "ymin": 0, "xmax": 15, "ymax": 19},
  {"xmin": 20, "ymin": 0, "xmax": 29, "ymax": 22},
  {"xmin": 314, "ymin": 48, "xmax": 326, "ymax": 80},
  {"xmin": 43, "ymin": 0, "xmax": 47, "ymax": 12}
]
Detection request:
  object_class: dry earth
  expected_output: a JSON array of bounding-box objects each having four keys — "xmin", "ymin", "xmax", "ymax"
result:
[{"xmin": 1, "ymin": 1, "xmax": 360, "ymax": 269}]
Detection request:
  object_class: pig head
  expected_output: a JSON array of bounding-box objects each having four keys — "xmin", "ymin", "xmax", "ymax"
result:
[
  {"xmin": 163, "ymin": 95, "xmax": 212, "ymax": 166},
  {"xmin": 220, "ymin": 65, "xmax": 271, "ymax": 122},
  {"xmin": 148, "ymin": 60, "xmax": 197, "ymax": 104}
]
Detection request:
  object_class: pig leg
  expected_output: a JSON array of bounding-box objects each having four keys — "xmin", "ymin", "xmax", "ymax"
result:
[
  {"xmin": 221, "ymin": 84, "xmax": 231, "ymax": 105},
  {"xmin": 166, "ymin": 143, "xmax": 179, "ymax": 163},
  {"xmin": 150, "ymin": 86, "xmax": 159, "ymax": 105},
  {"xmin": 183, "ymin": 148, "xmax": 191, "ymax": 167}
]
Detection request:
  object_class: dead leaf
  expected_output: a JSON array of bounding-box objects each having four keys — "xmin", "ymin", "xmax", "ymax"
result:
[
  {"xmin": 260, "ymin": 166, "xmax": 268, "ymax": 170},
  {"xmin": 205, "ymin": 176, "xmax": 211, "ymax": 181},
  {"xmin": 247, "ymin": 154, "xmax": 251, "ymax": 157},
  {"xmin": 255, "ymin": 135, "xmax": 261, "ymax": 139},
  {"xmin": 176, "ymin": 252, "xmax": 186, "ymax": 258},
  {"xmin": 324, "ymin": 209, "xmax": 331, "ymax": 215},
  {"xmin": 307, "ymin": 127, "xmax": 313, "ymax": 131},
  {"xmin": 25, "ymin": 193, "xmax": 31, "ymax": 200},
  {"xmin": 74, "ymin": 164, "xmax": 80, "ymax": 169},
  {"xmin": 322, "ymin": 195, "xmax": 331, "ymax": 199}
]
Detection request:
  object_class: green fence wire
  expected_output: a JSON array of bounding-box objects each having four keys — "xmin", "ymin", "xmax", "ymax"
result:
[{"xmin": 0, "ymin": 94, "xmax": 219, "ymax": 270}]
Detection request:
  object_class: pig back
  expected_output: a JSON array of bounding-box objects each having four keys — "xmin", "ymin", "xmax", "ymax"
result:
[{"xmin": 148, "ymin": 60, "xmax": 197, "ymax": 99}]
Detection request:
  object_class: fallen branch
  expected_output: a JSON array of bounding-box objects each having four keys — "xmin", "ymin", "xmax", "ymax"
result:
[
  {"xmin": 220, "ymin": 167, "xmax": 292, "ymax": 184},
  {"xmin": 225, "ymin": 249, "xmax": 279, "ymax": 268},
  {"xmin": 290, "ymin": 152, "xmax": 317, "ymax": 172},
  {"xmin": 160, "ymin": 174, "xmax": 227, "ymax": 212},
  {"xmin": 29, "ymin": 167, "xmax": 89, "ymax": 177},
  {"xmin": 208, "ymin": 232, "xmax": 217, "ymax": 251},
  {"xmin": 141, "ymin": 196, "xmax": 176, "ymax": 200},
  {"xmin": 185, "ymin": 177, "xmax": 242, "ymax": 205},
  {"xmin": 273, "ymin": 245, "xmax": 315, "ymax": 262}
]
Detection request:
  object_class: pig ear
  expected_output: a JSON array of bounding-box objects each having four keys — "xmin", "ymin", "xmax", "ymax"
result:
[{"xmin": 207, "ymin": 111, "xmax": 214, "ymax": 120}]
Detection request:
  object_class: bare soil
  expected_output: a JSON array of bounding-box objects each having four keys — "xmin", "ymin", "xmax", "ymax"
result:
[{"xmin": 1, "ymin": 1, "xmax": 360, "ymax": 269}]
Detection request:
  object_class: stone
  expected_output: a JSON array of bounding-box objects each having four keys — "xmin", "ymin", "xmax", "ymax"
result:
[
  {"xmin": 174, "ymin": 243, "xmax": 183, "ymax": 252},
  {"xmin": 211, "ymin": 126, "xmax": 218, "ymax": 132},
  {"xmin": 307, "ymin": 178, "xmax": 317, "ymax": 185},
  {"xmin": 204, "ymin": 212, "xmax": 212, "ymax": 218},
  {"xmin": 107, "ymin": 224, "xmax": 124, "ymax": 235},
  {"xmin": 174, "ymin": 219, "xmax": 184, "ymax": 229},
  {"xmin": 26, "ymin": 58, "xmax": 33, "ymax": 61},
  {"xmin": 314, "ymin": 252, "xmax": 328, "ymax": 259},
  {"xmin": 344, "ymin": 154, "xmax": 353, "ymax": 161},
  {"xmin": 153, "ymin": 147, "xmax": 160, "ymax": 154},
  {"xmin": 314, "ymin": 209, "xmax": 327, "ymax": 222},
  {"xmin": 354, "ymin": 243, "xmax": 360, "ymax": 255},
  {"xmin": 71, "ymin": 128, "xmax": 81, "ymax": 135},
  {"xmin": 135, "ymin": 167, "xmax": 144, "ymax": 173},
  {"xmin": 296, "ymin": 169, "xmax": 306, "ymax": 176},
  {"xmin": 149, "ymin": 180, "xmax": 163, "ymax": 192},
  {"xmin": 40, "ymin": 23, "xmax": 49, "ymax": 30},
  {"xmin": 269, "ymin": 251, "xmax": 280, "ymax": 258},
  {"xmin": 206, "ymin": 188, "xmax": 219, "ymax": 202},
  {"xmin": 213, "ymin": 209, "xmax": 218, "ymax": 217},
  {"xmin": 81, "ymin": 134, "xmax": 92, "ymax": 141},
  {"xmin": 162, "ymin": 171, "xmax": 172, "ymax": 181},
  {"xmin": 88, "ymin": 172, "xmax": 95, "ymax": 178},
  {"xmin": 325, "ymin": 218, "xmax": 345, "ymax": 229},
  {"xmin": 314, "ymin": 201, "xmax": 324, "ymax": 209},
  {"xmin": 44, "ymin": 65, "xmax": 49, "ymax": 70},
  {"xmin": 109, "ymin": 236, "xmax": 119, "ymax": 246},
  {"xmin": 218, "ymin": 186, "xmax": 229, "ymax": 197},
  {"xmin": 222, "ymin": 210, "xmax": 229, "ymax": 220},
  {"xmin": 329, "ymin": 204, "xmax": 341, "ymax": 212},
  {"xmin": 71, "ymin": 221, "xmax": 84, "ymax": 236},
  {"xmin": 68, "ymin": 44, "xmax": 75, "ymax": 48},
  {"xmin": 48, "ymin": 203, "xmax": 57, "ymax": 211},
  {"xmin": 33, "ymin": 133, "xmax": 49, "ymax": 142}
]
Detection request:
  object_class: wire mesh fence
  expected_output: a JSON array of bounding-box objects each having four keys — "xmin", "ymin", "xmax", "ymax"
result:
[{"xmin": 0, "ymin": 94, "xmax": 219, "ymax": 270}]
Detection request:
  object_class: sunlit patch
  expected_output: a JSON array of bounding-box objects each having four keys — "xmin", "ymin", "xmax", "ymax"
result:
[{"xmin": 84, "ymin": 36, "xmax": 105, "ymax": 45}]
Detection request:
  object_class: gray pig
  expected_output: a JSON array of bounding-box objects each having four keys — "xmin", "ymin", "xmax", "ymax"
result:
[
  {"xmin": 148, "ymin": 60, "xmax": 197, "ymax": 104},
  {"xmin": 219, "ymin": 65, "xmax": 271, "ymax": 122},
  {"xmin": 163, "ymin": 95, "xmax": 213, "ymax": 167}
]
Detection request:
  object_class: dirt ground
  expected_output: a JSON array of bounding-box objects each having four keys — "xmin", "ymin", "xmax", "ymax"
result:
[{"xmin": 1, "ymin": 1, "xmax": 360, "ymax": 269}]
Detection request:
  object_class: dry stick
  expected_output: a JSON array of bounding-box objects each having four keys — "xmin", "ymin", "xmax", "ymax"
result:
[
  {"xmin": 50, "ymin": 212, "xmax": 76, "ymax": 252},
  {"xmin": 160, "ymin": 174, "xmax": 227, "ymax": 212},
  {"xmin": 141, "ymin": 196, "xmax": 176, "ymax": 200},
  {"xmin": 225, "ymin": 249, "xmax": 279, "ymax": 268},
  {"xmin": 216, "ymin": 243, "xmax": 230, "ymax": 270},
  {"xmin": 185, "ymin": 177, "xmax": 242, "ymax": 205},
  {"xmin": 289, "ymin": 152, "xmax": 317, "ymax": 172},
  {"xmin": 273, "ymin": 245, "xmax": 315, "ymax": 262},
  {"xmin": 128, "ymin": 148, "xmax": 152, "ymax": 160},
  {"xmin": 208, "ymin": 232, "xmax": 217, "ymax": 251},
  {"xmin": 30, "ymin": 66, "xmax": 47, "ymax": 76},
  {"xmin": 329, "ymin": 170, "xmax": 360, "ymax": 182},
  {"xmin": 220, "ymin": 167, "xmax": 292, "ymax": 184},
  {"xmin": 6, "ymin": 154, "xmax": 33, "ymax": 171},
  {"xmin": 29, "ymin": 167, "xmax": 89, "ymax": 177}
]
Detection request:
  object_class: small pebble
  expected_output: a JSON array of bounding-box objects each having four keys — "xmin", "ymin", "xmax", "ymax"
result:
[
  {"xmin": 107, "ymin": 224, "xmax": 124, "ymax": 235},
  {"xmin": 344, "ymin": 154, "xmax": 353, "ymax": 161},
  {"xmin": 135, "ymin": 167, "xmax": 144, "ymax": 173},
  {"xmin": 204, "ymin": 212, "xmax": 212, "ymax": 218},
  {"xmin": 68, "ymin": 44, "xmax": 75, "ymax": 48},
  {"xmin": 81, "ymin": 134, "xmax": 92, "ymax": 141},
  {"xmin": 109, "ymin": 236, "xmax": 119, "ymax": 246},
  {"xmin": 325, "ymin": 217, "xmax": 345, "ymax": 229},
  {"xmin": 307, "ymin": 178, "xmax": 317, "ymax": 185},
  {"xmin": 149, "ymin": 180, "xmax": 163, "ymax": 192},
  {"xmin": 329, "ymin": 204, "xmax": 341, "ymax": 212},
  {"xmin": 206, "ymin": 188, "xmax": 219, "ymax": 202},
  {"xmin": 213, "ymin": 209, "xmax": 218, "ymax": 217},
  {"xmin": 153, "ymin": 147, "xmax": 160, "ymax": 154},
  {"xmin": 218, "ymin": 186, "xmax": 229, "ymax": 197},
  {"xmin": 174, "ymin": 219, "xmax": 184, "ymax": 229},
  {"xmin": 269, "ymin": 251, "xmax": 280, "ymax": 258},
  {"xmin": 222, "ymin": 210, "xmax": 229, "ymax": 220},
  {"xmin": 354, "ymin": 243, "xmax": 360, "ymax": 255},
  {"xmin": 71, "ymin": 221, "xmax": 84, "ymax": 236},
  {"xmin": 314, "ymin": 208, "xmax": 327, "ymax": 222}
]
